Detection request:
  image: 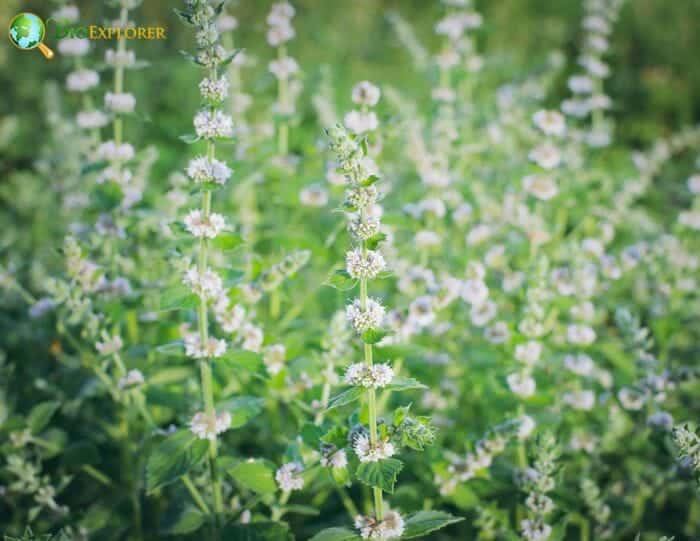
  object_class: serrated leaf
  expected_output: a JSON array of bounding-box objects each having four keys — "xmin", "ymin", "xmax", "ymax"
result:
[
  {"xmin": 27, "ymin": 401, "xmax": 60, "ymax": 434},
  {"xmin": 160, "ymin": 504, "xmax": 205, "ymax": 535},
  {"xmin": 220, "ymin": 521, "xmax": 294, "ymax": 541},
  {"xmin": 361, "ymin": 328, "xmax": 390, "ymax": 345},
  {"xmin": 159, "ymin": 285, "xmax": 198, "ymax": 311},
  {"xmin": 227, "ymin": 459, "xmax": 277, "ymax": 494},
  {"xmin": 355, "ymin": 458, "xmax": 403, "ymax": 493},
  {"xmin": 326, "ymin": 387, "xmax": 364, "ymax": 411},
  {"xmin": 324, "ymin": 269, "xmax": 357, "ymax": 291},
  {"xmin": 145, "ymin": 431, "xmax": 209, "ymax": 492},
  {"xmin": 211, "ymin": 231, "xmax": 244, "ymax": 252},
  {"xmin": 309, "ymin": 528, "xmax": 362, "ymax": 541},
  {"xmin": 402, "ymin": 510, "xmax": 464, "ymax": 539},
  {"xmin": 386, "ymin": 377, "xmax": 427, "ymax": 392}
]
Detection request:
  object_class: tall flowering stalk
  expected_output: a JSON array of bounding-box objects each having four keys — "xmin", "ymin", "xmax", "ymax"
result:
[{"xmin": 176, "ymin": 0, "xmax": 237, "ymax": 521}]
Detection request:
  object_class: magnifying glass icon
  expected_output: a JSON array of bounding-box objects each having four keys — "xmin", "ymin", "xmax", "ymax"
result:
[{"xmin": 8, "ymin": 12, "xmax": 54, "ymax": 59}]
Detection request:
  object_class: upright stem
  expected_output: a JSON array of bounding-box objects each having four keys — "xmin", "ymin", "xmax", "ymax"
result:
[
  {"xmin": 360, "ymin": 235, "xmax": 384, "ymax": 521},
  {"xmin": 198, "ymin": 69, "xmax": 223, "ymax": 519},
  {"xmin": 277, "ymin": 45, "xmax": 289, "ymax": 155},
  {"xmin": 114, "ymin": 7, "xmax": 128, "ymax": 145}
]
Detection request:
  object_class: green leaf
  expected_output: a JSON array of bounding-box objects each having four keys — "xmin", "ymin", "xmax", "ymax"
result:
[
  {"xmin": 386, "ymin": 377, "xmax": 427, "ymax": 392},
  {"xmin": 159, "ymin": 285, "xmax": 198, "ymax": 311},
  {"xmin": 359, "ymin": 174, "xmax": 379, "ymax": 187},
  {"xmin": 220, "ymin": 49, "xmax": 242, "ymax": 68},
  {"xmin": 326, "ymin": 387, "xmax": 364, "ymax": 411},
  {"xmin": 220, "ymin": 396, "xmax": 265, "ymax": 429},
  {"xmin": 27, "ymin": 401, "xmax": 60, "ymax": 434},
  {"xmin": 80, "ymin": 160, "xmax": 109, "ymax": 176},
  {"xmin": 282, "ymin": 504, "xmax": 321, "ymax": 516},
  {"xmin": 179, "ymin": 133, "xmax": 200, "ymax": 144},
  {"xmin": 172, "ymin": 8, "xmax": 193, "ymax": 25},
  {"xmin": 402, "ymin": 510, "xmax": 464, "ymax": 539},
  {"xmin": 227, "ymin": 459, "xmax": 277, "ymax": 494},
  {"xmin": 324, "ymin": 269, "xmax": 357, "ymax": 291},
  {"xmin": 160, "ymin": 504, "xmax": 205, "ymax": 535},
  {"xmin": 300, "ymin": 422, "xmax": 325, "ymax": 448},
  {"xmin": 365, "ymin": 232, "xmax": 386, "ymax": 250},
  {"xmin": 220, "ymin": 521, "xmax": 294, "ymax": 541},
  {"xmin": 145, "ymin": 431, "xmax": 209, "ymax": 492},
  {"xmin": 156, "ymin": 340, "xmax": 185, "ymax": 355},
  {"xmin": 309, "ymin": 527, "xmax": 361, "ymax": 541},
  {"xmin": 355, "ymin": 458, "xmax": 403, "ymax": 493},
  {"xmin": 220, "ymin": 350, "xmax": 265, "ymax": 373},
  {"xmin": 361, "ymin": 328, "xmax": 390, "ymax": 345},
  {"xmin": 212, "ymin": 231, "xmax": 245, "ymax": 252}
]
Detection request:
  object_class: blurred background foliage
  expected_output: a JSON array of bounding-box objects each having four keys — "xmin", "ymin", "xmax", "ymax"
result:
[{"xmin": 1, "ymin": 0, "xmax": 699, "ymax": 172}]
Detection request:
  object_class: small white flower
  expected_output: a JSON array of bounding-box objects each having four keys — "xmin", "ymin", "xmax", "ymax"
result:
[
  {"xmin": 321, "ymin": 449, "xmax": 348, "ymax": 469},
  {"xmin": 57, "ymin": 37, "xmax": 90, "ymax": 56},
  {"xmin": 184, "ymin": 334, "xmax": 227, "ymax": 359},
  {"xmin": 275, "ymin": 462, "xmax": 304, "ymax": 492},
  {"xmin": 183, "ymin": 210, "xmax": 226, "ymax": 238},
  {"xmin": 679, "ymin": 211, "xmax": 700, "ymax": 230},
  {"xmin": 268, "ymin": 57, "xmax": 299, "ymax": 79},
  {"xmin": 66, "ymin": 69, "xmax": 99, "ymax": 92},
  {"xmin": 521, "ymin": 519, "xmax": 552, "ymax": 541},
  {"xmin": 568, "ymin": 74, "xmax": 594, "ymax": 94},
  {"xmin": 194, "ymin": 110, "xmax": 234, "ymax": 139},
  {"xmin": 507, "ymin": 372, "xmax": 536, "ymax": 397},
  {"xmin": 52, "ymin": 4, "xmax": 80, "ymax": 23},
  {"xmin": 515, "ymin": 341, "xmax": 542, "ymax": 366},
  {"xmin": 217, "ymin": 14, "xmax": 238, "ymax": 32},
  {"xmin": 471, "ymin": 300, "xmax": 497, "ymax": 327},
  {"xmin": 77, "ymin": 110, "xmax": 109, "ymax": 129},
  {"xmin": 346, "ymin": 249, "xmax": 386, "ymax": 280},
  {"xmin": 355, "ymin": 510, "xmax": 405, "ymax": 540},
  {"xmin": 352, "ymin": 81, "xmax": 381, "ymax": 106},
  {"xmin": 104, "ymin": 92, "xmax": 136, "ymax": 114},
  {"xmin": 300, "ymin": 184, "xmax": 329, "ymax": 207},
  {"xmin": 199, "ymin": 76, "xmax": 229, "ymax": 102},
  {"xmin": 190, "ymin": 410, "xmax": 232, "ymax": 441},
  {"xmin": 532, "ymin": 110, "xmax": 566, "ymax": 136},
  {"xmin": 523, "ymin": 174, "xmax": 558, "ymax": 200},
  {"xmin": 618, "ymin": 387, "xmax": 645, "ymax": 410},
  {"xmin": 216, "ymin": 303, "xmax": 246, "ymax": 333},
  {"xmin": 105, "ymin": 49, "xmax": 136, "ymax": 67},
  {"xmin": 466, "ymin": 223, "xmax": 493, "ymax": 245},
  {"xmin": 485, "ymin": 321, "xmax": 510, "ymax": 344},
  {"xmin": 186, "ymin": 156, "xmax": 232, "ymax": 185},
  {"xmin": 353, "ymin": 433, "xmax": 395, "ymax": 463},
  {"xmin": 687, "ymin": 174, "xmax": 700, "ymax": 194},
  {"xmin": 564, "ymin": 353, "xmax": 595, "ymax": 376},
  {"xmin": 414, "ymin": 230, "xmax": 441, "ymax": 248},
  {"xmin": 563, "ymin": 390, "xmax": 596, "ymax": 411},
  {"xmin": 97, "ymin": 141, "xmax": 135, "ymax": 162},
  {"xmin": 344, "ymin": 362, "xmax": 394, "ymax": 388},
  {"xmin": 529, "ymin": 143, "xmax": 562, "ymax": 170},
  {"xmin": 518, "ymin": 415, "xmax": 536, "ymax": 440},
  {"xmin": 240, "ymin": 323, "xmax": 264, "ymax": 352},
  {"xmin": 267, "ymin": 22, "xmax": 295, "ymax": 46},
  {"xmin": 344, "ymin": 110, "xmax": 379, "ymax": 134},
  {"xmin": 96, "ymin": 334, "xmax": 123, "ymax": 356},
  {"xmin": 183, "ymin": 266, "xmax": 224, "ymax": 300},
  {"xmin": 263, "ymin": 344, "xmax": 286, "ymax": 375},
  {"xmin": 118, "ymin": 369, "xmax": 145, "ymax": 389},
  {"xmin": 346, "ymin": 298, "xmax": 385, "ymax": 333},
  {"xmin": 566, "ymin": 324, "xmax": 596, "ymax": 345},
  {"xmin": 461, "ymin": 279, "xmax": 489, "ymax": 306}
]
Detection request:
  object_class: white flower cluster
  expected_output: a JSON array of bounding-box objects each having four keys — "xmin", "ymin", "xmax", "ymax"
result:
[
  {"xmin": 199, "ymin": 76, "xmax": 229, "ymax": 103},
  {"xmin": 344, "ymin": 362, "xmax": 394, "ymax": 388},
  {"xmin": 105, "ymin": 92, "xmax": 136, "ymax": 114},
  {"xmin": 66, "ymin": 69, "xmax": 99, "ymax": 92},
  {"xmin": 353, "ymin": 433, "xmax": 395, "ymax": 463},
  {"xmin": 118, "ymin": 369, "xmax": 144, "ymax": 389},
  {"xmin": 263, "ymin": 344, "xmax": 286, "ymax": 375},
  {"xmin": 346, "ymin": 298, "xmax": 385, "ymax": 333},
  {"xmin": 97, "ymin": 141, "xmax": 135, "ymax": 162},
  {"xmin": 189, "ymin": 410, "xmax": 231, "ymax": 440},
  {"xmin": 183, "ymin": 209, "xmax": 226, "ymax": 238},
  {"xmin": 186, "ymin": 156, "xmax": 232, "ymax": 185},
  {"xmin": 184, "ymin": 332, "xmax": 227, "ymax": 359},
  {"xmin": 266, "ymin": 2, "xmax": 295, "ymax": 46},
  {"xmin": 275, "ymin": 461, "xmax": 304, "ymax": 492},
  {"xmin": 194, "ymin": 109, "xmax": 234, "ymax": 139},
  {"xmin": 183, "ymin": 266, "xmax": 224, "ymax": 300},
  {"xmin": 345, "ymin": 81, "xmax": 380, "ymax": 134},
  {"xmin": 345, "ymin": 248, "xmax": 386, "ymax": 280},
  {"xmin": 105, "ymin": 48, "xmax": 136, "ymax": 68},
  {"xmin": 95, "ymin": 334, "xmax": 123, "ymax": 356},
  {"xmin": 354, "ymin": 510, "xmax": 405, "ymax": 540}
]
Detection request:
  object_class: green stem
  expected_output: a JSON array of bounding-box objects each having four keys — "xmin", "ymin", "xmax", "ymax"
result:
[
  {"xmin": 113, "ymin": 6, "xmax": 128, "ymax": 144},
  {"xmin": 183, "ymin": 474, "xmax": 211, "ymax": 515}
]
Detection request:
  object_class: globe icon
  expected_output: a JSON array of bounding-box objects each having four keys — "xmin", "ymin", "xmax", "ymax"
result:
[{"xmin": 8, "ymin": 12, "xmax": 53, "ymax": 58}]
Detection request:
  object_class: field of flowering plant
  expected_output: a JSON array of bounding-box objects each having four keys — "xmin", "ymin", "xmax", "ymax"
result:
[{"xmin": 1, "ymin": 0, "xmax": 700, "ymax": 540}]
